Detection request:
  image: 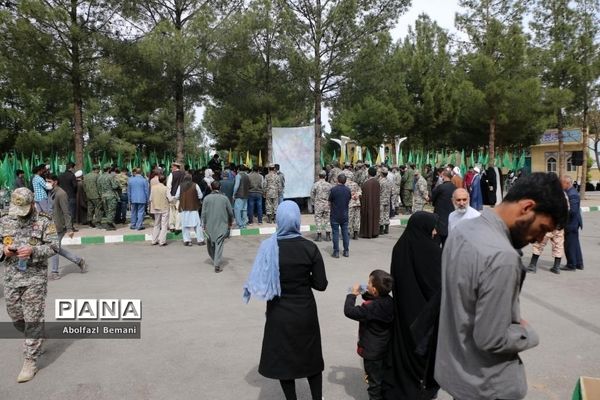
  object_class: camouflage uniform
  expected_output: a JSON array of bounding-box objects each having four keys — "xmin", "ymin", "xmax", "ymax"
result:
[
  {"xmin": 532, "ymin": 229, "xmax": 565, "ymax": 258},
  {"xmin": 392, "ymin": 171, "xmax": 402, "ymax": 211},
  {"xmin": 354, "ymin": 168, "xmax": 367, "ymax": 187},
  {"xmin": 264, "ymin": 172, "xmax": 282, "ymax": 219},
  {"xmin": 346, "ymin": 179, "xmax": 362, "ymax": 234},
  {"xmin": 310, "ymin": 179, "xmax": 331, "ymax": 234},
  {"xmin": 342, "ymin": 168, "xmax": 354, "ymax": 182},
  {"xmin": 0, "ymin": 197, "xmax": 58, "ymax": 362},
  {"xmin": 97, "ymin": 173, "xmax": 120, "ymax": 225},
  {"xmin": 379, "ymin": 176, "xmax": 393, "ymax": 226},
  {"xmin": 83, "ymin": 171, "xmax": 102, "ymax": 224},
  {"xmin": 328, "ymin": 167, "xmax": 342, "ymax": 184},
  {"xmin": 114, "ymin": 172, "xmax": 129, "ymax": 223},
  {"xmin": 400, "ymin": 169, "xmax": 414, "ymax": 213},
  {"xmin": 413, "ymin": 175, "xmax": 429, "ymax": 212}
]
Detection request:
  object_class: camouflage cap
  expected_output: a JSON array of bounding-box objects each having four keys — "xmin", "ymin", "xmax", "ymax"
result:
[{"xmin": 9, "ymin": 187, "xmax": 34, "ymax": 217}]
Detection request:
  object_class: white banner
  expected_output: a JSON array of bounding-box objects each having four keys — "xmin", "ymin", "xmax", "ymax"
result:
[{"xmin": 272, "ymin": 126, "xmax": 315, "ymax": 198}]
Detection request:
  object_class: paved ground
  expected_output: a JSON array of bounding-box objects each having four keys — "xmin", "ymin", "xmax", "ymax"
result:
[{"xmin": 0, "ymin": 212, "xmax": 599, "ymax": 399}]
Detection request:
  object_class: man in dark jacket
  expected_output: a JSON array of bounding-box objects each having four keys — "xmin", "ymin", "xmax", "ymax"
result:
[
  {"xmin": 329, "ymin": 174, "xmax": 351, "ymax": 258},
  {"xmin": 344, "ymin": 269, "xmax": 394, "ymax": 400},
  {"xmin": 58, "ymin": 162, "xmax": 78, "ymax": 231},
  {"xmin": 561, "ymin": 175, "xmax": 584, "ymax": 271},
  {"xmin": 47, "ymin": 175, "xmax": 86, "ymax": 280},
  {"xmin": 431, "ymin": 170, "xmax": 456, "ymax": 245}
]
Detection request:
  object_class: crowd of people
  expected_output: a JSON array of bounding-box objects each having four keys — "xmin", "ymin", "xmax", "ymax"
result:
[
  {"xmin": 244, "ymin": 169, "xmax": 584, "ymax": 400},
  {"xmin": 0, "ymin": 153, "xmax": 586, "ymax": 395}
]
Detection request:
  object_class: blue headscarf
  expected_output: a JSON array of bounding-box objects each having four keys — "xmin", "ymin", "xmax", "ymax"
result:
[{"xmin": 243, "ymin": 201, "xmax": 302, "ymax": 303}]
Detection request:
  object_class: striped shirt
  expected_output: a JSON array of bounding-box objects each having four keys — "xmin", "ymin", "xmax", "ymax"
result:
[{"xmin": 32, "ymin": 175, "xmax": 48, "ymax": 201}]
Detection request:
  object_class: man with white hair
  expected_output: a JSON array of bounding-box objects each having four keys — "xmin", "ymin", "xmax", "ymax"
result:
[{"xmin": 448, "ymin": 188, "xmax": 480, "ymax": 232}]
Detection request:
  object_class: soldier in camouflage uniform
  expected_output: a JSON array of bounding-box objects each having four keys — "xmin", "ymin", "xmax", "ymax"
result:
[
  {"xmin": 345, "ymin": 175, "xmax": 362, "ymax": 239},
  {"xmin": 342, "ymin": 163, "xmax": 354, "ymax": 182},
  {"xmin": 96, "ymin": 165, "xmax": 120, "ymax": 230},
  {"xmin": 310, "ymin": 171, "xmax": 331, "ymax": 242},
  {"xmin": 264, "ymin": 165, "xmax": 282, "ymax": 223},
  {"xmin": 0, "ymin": 188, "xmax": 59, "ymax": 383},
  {"xmin": 378, "ymin": 168, "xmax": 393, "ymax": 234},
  {"xmin": 83, "ymin": 165, "xmax": 102, "ymax": 227},
  {"xmin": 413, "ymin": 169, "xmax": 430, "ymax": 212},
  {"xmin": 400, "ymin": 165, "xmax": 413, "ymax": 214},
  {"xmin": 392, "ymin": 166, "xmax": 402, "ymax": 215},
  {"xmin": 328, "ymin": 163, "xmax": 342, "ymax": 185},
  {"xmin": 114, "ymin": 168, "xmax": 129, "ymax": 224},
  {"xmin": 353, "ymin": 162, "xmax": 366, "ymax": 187}
]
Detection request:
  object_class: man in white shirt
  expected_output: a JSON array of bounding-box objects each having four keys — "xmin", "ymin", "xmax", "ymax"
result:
[{"xmin": 448, "ymin": 188, "xmax": 480, "ymax": 232}]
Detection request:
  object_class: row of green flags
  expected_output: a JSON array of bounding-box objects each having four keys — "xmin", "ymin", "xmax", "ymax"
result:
[
  {"xmin": 0, "ymin": 148, "xmax": 527, "ymax": 190},
  {"xmin": 325, "ymin": 148, "xmax": 527, "ymax": 177}
]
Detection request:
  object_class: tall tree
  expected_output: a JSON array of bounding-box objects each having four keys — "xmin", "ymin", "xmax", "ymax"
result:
[
  {"xmin": 207, "ymin": 0, "xmax": 309, "ymax": 161},
  {"xmin": 281, "ymin": 0, "xmax": 410, "ymax": 176},
  {"xmin": 4, "ymin": 0, "xmax": 122, "ymax": 168},
  {"xmin": 531, "ymin": 0, "xmax": 579, "ymax": 176},
  {"xmin": 331, "ymin": 33, "xmax": 414, "ymax": 150},
  {"xmin": 125, "ymin": 0, "xmax": 242, "ymax": 162},
  {"xmin": 395, "ymin": 14, "xmax": 459, "ymax": 148},
  {"xmin": 571, "ymin": 0, "xmax": 600, "ymax": 196},
  {"xmin": 456, "ymin": 0, "xmax": 541, "ymax": 165}
]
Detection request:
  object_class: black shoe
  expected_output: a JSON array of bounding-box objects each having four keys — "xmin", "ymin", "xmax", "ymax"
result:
[
  {"xmin": 106, "ymin": 224, "xmax": 116, "ymax": 231},
  {"xmin": 527, "ymin": 264, "xmax": 537, "ymax": 273},
  {"xmin": 384, "ymin": 224, "xmax": 389, "ymax": 234},
  {"xmin": 342, "ymin": 250, "xmax": 349, "ymax": 257},
  {"xmin": 89, "ymin": 223, "xmax": 96, "ymax": 228},
  {"xmin": 315, "ymin": 233, "xmax": 322, "ymax": 242},
  {"xmin": 197, "ymin": 241, "xmax": 206, "ymax": 246},
  {"xmin": 214, "ymin": 265, "xmax": 222, "ymax": 273},
  {"xmin": 576, "ymin": 265, "xmax": 584, "ymax": 270},
  {"xmin": 379, "ymin": 225, "xmax": 384, "ymax": 235},
  {"xmin": 184, "ymin": 241, "xmax": 192, "ymax": 246},
  {"xmin": 325, "ymin": 232, "xmax": 331, "ymax": 241},
  {"xmin": 353, "ymin": 231, "xmax": 358, "ymax": 240},
  {"xmin": 560, "ymin": 265, "xmax": 576, "ymax": 271},
  {"xmin": 137, "ymin": 227, "xmax": 145, "ymax": 231},
  {"xmin": 332, "ymin": 251, "xmax": 339, "ymax": 258}
]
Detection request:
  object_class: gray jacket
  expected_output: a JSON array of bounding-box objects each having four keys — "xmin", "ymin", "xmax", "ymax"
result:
[{"xmin": 435, "ymin": 209, "xmax": 539, "ymax": 400}]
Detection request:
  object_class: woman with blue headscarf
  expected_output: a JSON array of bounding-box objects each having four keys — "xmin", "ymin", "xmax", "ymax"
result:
[{"xmin": 244, "ymin": 200, "xmax": 328, "ymax": 400}]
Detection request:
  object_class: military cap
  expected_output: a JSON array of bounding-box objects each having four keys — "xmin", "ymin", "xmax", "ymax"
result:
[{"xmin": 9, "ymin": 188, "xmax": 34, "ymax": 217}]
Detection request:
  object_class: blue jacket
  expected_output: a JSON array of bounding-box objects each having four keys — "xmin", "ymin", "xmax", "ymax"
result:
[
  {"xmin": 469, "ymin": 174, "xmax": 483, "ymax": 211},
  {"xmin": 565, "ymin": 186, "xmax": 583, "ymax": 232},
  {"xmin": 128, "ymin": 175, "xmax": 149, "ymax": 204}
]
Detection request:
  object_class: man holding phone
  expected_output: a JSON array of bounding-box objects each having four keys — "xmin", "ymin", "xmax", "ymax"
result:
[{"xmin": 0, "ymin": 188, "xmax": 59, "ymax": 383}]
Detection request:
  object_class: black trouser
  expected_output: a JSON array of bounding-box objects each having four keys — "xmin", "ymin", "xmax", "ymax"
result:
[
  {"xmin": 364, "ymin": 358, "xmax": 385, "ymax": 400},
  {"xmin": 279, "ymin": 372, "xmax": 322, "ymax": 400}
]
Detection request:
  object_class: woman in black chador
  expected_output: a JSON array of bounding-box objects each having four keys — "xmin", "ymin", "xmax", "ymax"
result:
[
  {"xmin": 244, "ymin": 201, "xmax": 328, "ymax": 400},
  {"xmin": 383, "ymin": 211, "xmax": 442, "ymax": 400}
]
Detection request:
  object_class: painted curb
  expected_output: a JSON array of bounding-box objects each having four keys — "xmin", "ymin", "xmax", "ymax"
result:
[{"xmin": 63, "ymin": 206, "xmax": 599, "ymax": 246}]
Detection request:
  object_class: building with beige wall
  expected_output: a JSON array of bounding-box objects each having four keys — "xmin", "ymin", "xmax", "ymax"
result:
[{"xmin": 530, "ymin": 128, "xmax": 600, "ymax": 185}]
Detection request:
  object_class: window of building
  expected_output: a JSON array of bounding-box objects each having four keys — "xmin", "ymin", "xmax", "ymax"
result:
[
  {"xmin": 546, "ymin": 157, "xmax": 557, "ymax": 173},
  {"xmin": 566, "ymin": 157, "xmax": 577, "ymax": 172}
]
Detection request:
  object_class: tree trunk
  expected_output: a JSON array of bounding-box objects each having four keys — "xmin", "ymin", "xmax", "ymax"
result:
[
  {"xmin": 488, "ymin": 115, "xmax": 496, "ymax": 167},
  {"xmin": 175, "ymin": 72, "xmax": 185, "ymax": 163},
  {"xmin": 70, "ymin": 0, "xmax": 84, "ymax": 170},
  {"xmin": 267, "ymin": 112, "xmax": 272, "ymax": 165},
  {"xmin": 580, "ymin": 126, "xmax": 589, "ymax": 199},
  {"xmin": 313, "ymin": 0, "xmax": 322, "ymax": 180},
  {"xmin": 558, "ymin": 109, "xmax": 565, "ymax": 176},
  {"xmin": 266, "ymin": 19, "xmax": 273, "ymax": 165}
]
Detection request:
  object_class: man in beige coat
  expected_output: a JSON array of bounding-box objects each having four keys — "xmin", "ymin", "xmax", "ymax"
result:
[{"xmin": 150, "ymin": 175, "xmax": 170, "ymax": 246}]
